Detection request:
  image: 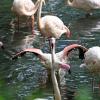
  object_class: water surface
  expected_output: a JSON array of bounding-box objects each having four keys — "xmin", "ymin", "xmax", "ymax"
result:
[{"xmin": 0, "ymin": 0, "xmax": 100, "ymax": 100}]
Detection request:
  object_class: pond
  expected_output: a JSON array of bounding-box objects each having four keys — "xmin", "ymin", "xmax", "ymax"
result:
[{"xmin": 0, "ymin": 0, "xmax": 100, "ymax": 100}]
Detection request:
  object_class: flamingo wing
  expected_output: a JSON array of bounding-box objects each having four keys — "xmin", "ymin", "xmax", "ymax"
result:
[
  {"xmin": 87, "ymin": 0, "xmax": 100, "ymax": 9},
  {"xmin": 12, "ymin": 48, "xmax": 44, "ymax": 60},
  {"xmin": 12, "ymin": 0, "xmax": 40, "ymax": 16},
  {"xmin": 24, "ymin": 0, "xmax": 34, "ymax": 11},
  {"xmin": 61, "ymin": 44, "xmax": 88, "ymax": 59}
]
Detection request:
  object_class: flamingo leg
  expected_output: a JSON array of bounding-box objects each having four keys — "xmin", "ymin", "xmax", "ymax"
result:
[
  {"xmin": 91, "ymin": 77, "xmax": 95, "ymax": 93},
  {"xmin": 26, "ymin": 16, "xmax": 34, "ymax": 35},
  {"xmin": 17, "ymin": 16, "xmax": 20, "ymax": 32},
  {"xmin": 31, "ymin": 15, "xmax": 34, "ymax": 35},
  {"xmin": 56, "ymin": 71, "xmax": 61, "ymax": 87}
]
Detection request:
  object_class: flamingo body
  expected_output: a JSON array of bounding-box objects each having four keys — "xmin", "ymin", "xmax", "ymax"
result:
[
  {"xmin": 80, "ymin": 46, "xmax": 100, "ymax": 74},
  {"xmin": 11, "ymin": 0, "xmax": 42, "ymax": 33},
  {"xmin": 39, "ymin": 15, "xmax": 70, "ymax": 39},
  {"xmin": 67, "ymin": 0, "xmax": 100, "ymax": 14},
  {"xmin": 11, "ymin": 0, "xmax": 38, "ymax": 16},
  {"xmin": 37, "ymin": 0, "xmax": 70, "ymax": 39}
]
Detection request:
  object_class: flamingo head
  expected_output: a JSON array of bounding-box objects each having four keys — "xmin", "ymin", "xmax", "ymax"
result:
[
  {"xmin": 59, "ymin": 63, "xmax": 71, "ymax": 74},
  {"xmin": 49, "ymin": 38, "xmax": 56, "ymax": 49},
  {"xmin": 39, "ymin": 0, "xmax": 45, "ymax": 5},
  {"xmin": 65, "ymin": 26, "xmax": 71, "ymax": 38}
]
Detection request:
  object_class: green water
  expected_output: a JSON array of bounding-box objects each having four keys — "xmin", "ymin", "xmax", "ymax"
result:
[{"xmin": 0, "ymin": 0, "xmax": 100, "ymax": 100}]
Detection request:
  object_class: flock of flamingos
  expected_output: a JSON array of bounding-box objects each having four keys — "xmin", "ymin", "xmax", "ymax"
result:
[{"xmin": 1, "ymin": 0, "xmax": 100, "ymax": 100}]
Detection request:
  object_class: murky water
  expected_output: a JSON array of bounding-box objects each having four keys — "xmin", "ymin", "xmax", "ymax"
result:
[{"xmin": 0, "ymin": 0, "xmax": 100, "ymax": 100}]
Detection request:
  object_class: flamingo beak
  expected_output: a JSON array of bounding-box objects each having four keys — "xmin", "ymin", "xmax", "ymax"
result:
[
  {"xmin": 67, "ymin": 29, "xmax": 71, "ymax": 38},
  {"xmin": 0, "ymin": 42, "xmax": 4, "ymax": 49},
  {"xmin": 68, "ymin": 69, "xmax": 71, "ymax": 74}
]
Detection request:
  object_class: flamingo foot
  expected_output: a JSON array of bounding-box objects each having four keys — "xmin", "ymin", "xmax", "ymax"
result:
[{"xmin": 32, "ymin": 29, "xmax": 35, "ymax": 35}]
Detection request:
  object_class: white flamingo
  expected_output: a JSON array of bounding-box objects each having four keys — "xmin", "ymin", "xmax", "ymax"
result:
[
  {"xmin": 80, "ymin": 46, "xmax": 100, "ymax": 92},
  {"xmin": 37, "ymin": 0, "xmax": 71, "ymax": 39},
  {"xmin": 80, "ymin": 46, "xmax": 100, "ymax": 75},
  {"xmin": 11, "ymin": 0, "xmax": 44, "ymax": 33},
  {"xmin": 12, "ymin": 43, "xmax": 87, "ymax": 100},
  {"xmin": 67, "ymin": 0, "xmax": 100, "ymax": 16}
]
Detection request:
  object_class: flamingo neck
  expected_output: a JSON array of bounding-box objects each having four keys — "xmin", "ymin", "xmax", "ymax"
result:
[
  {"xmin": 21, "ymin": 0, "xmax": 40, "ymax": 16},
  {"xmin": 50, "ymin": 38, "xmax": 61, "ymax": 100},
  {"xmin": 67, "ymin": 0, "xmax": 73, "ymax": 7},
  {"xmin": 37, "ymin": 0, "xmax": 43, "ymax": 30},
  {"xmin": 33, "ymin": 0, "xmax": 41, "ymax": 14}
]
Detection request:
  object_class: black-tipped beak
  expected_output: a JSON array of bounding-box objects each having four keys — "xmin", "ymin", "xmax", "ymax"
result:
[
  {"xmin": 1, "ymin": 45, "xmax": 4, "ymax": 49},
  {"xmin": 79, "ymin": 48, "xmax": 85, "ymax": 59},
  {"xmin": 0, "ymin": 42, "xmax": 4, "ymax": 49},
  {"xmin": 68, "ymin": 69, "xmax": 71, "ymax": 74}
]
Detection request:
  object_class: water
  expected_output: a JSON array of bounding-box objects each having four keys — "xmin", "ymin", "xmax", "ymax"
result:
[{"xmin": 0, "ymin": 0, "xmax": 100, "ymax": 100}]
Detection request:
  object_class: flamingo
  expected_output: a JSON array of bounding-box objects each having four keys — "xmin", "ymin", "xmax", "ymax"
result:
[
  {"xmin": 80, "ymin": 46, "xmax": 100, "ymax": 92},
  {"xmin": 12, "ymin": 43, "xmax": 87, "ymax": 100},
  {"xmin": 80, "ymin": 46, "xmax": 100, "ymax": 75},
  {"xmin": 67, "ymin": 0, "xmax": 100, "ymax": 16},
  {"xmin": 37, "ymin": 0, "xmax": 71, "ymax": 39},
  {"xmin": 12, "ymin": 44, "xmax": 87, "ymax": 72},
  {"xmin": 11, "ymin": 0, "xmax": 44, "ymax": 34}
]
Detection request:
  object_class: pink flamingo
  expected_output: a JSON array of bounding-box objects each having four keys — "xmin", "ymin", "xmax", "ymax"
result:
[
  {"xmin": 12, "ymin": 43, "xmax": 87, "ymax": 100},
  {"xmin": 11, "ymin": 0, "xmax": 45, "ymax": 34},
  {"xmin": 12, "ymin": 44, "xmax": 87, "ymax": 72},
  {"xmin": 37, "ymin": 0, "xmax": 71, "ymax": 39}
]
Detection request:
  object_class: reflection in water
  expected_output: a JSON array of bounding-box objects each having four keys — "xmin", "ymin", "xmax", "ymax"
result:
[
  {"xmin": 11, "ymin": 33, "xmax": 35, "ymax": 51},
  {"xmin": 10, "ymin": 20, "xmax": 42, "ymax": 51},
  {"xmin": 71, "ymin": 16, "xmax": 100, "ymax": 34}
]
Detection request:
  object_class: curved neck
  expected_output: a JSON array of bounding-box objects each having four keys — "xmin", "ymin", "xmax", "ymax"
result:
[
  {"xmin": 33, "ymin": 0, "xmax": 41, "ymax": 14},
  {"xmin": 50, "ymin": 38, "xmax": 61, "ymax": 100},
  {"xmin": 21, "ymin": 0, "xmax": 40, "ymax": 16},
  {"xmin": 67, "ymin": 0, "xmax": 73, "ymax": 7},
  {"xmin": 37, "ymin": 0, "xmax": 43, "ymax": 29}
]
